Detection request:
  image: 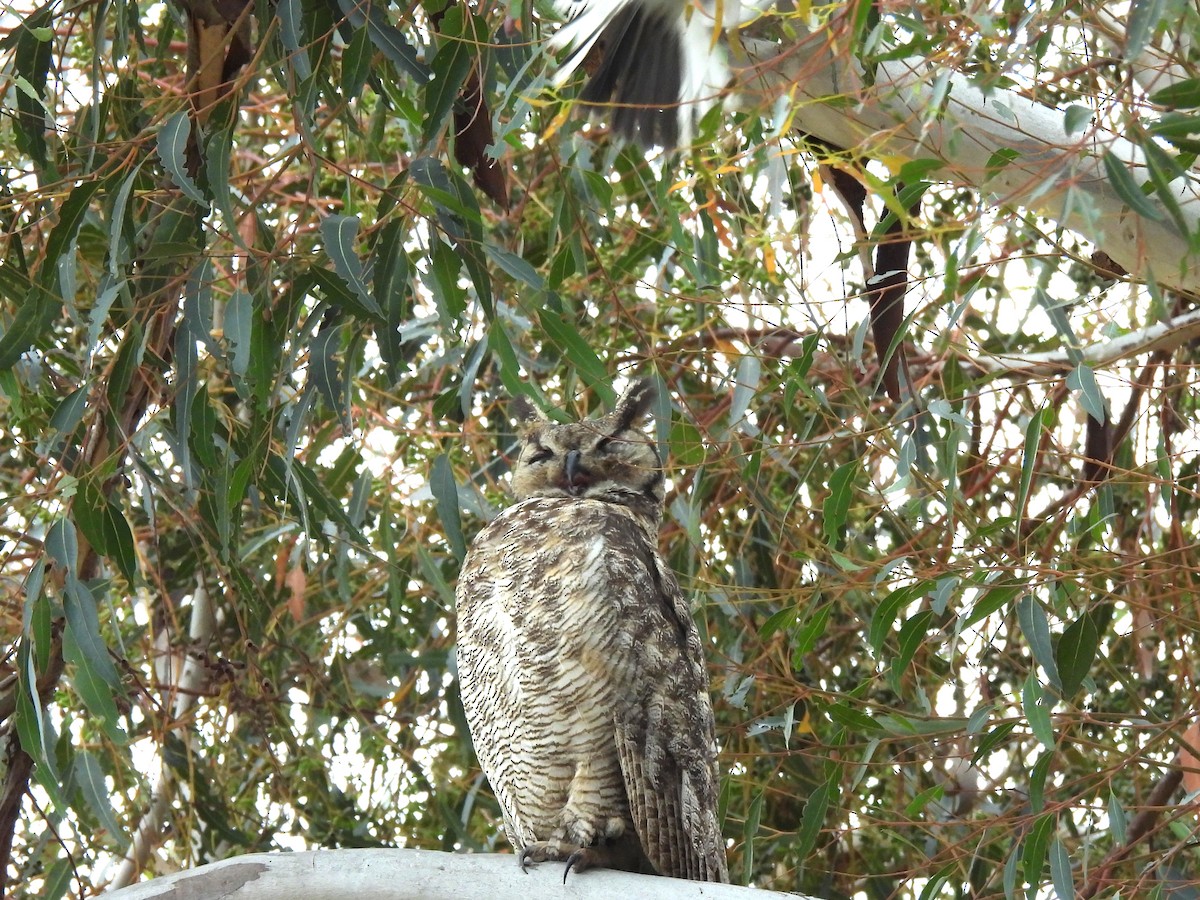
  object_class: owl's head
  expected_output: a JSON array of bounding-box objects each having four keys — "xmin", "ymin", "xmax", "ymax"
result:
[{"xmin": 508, "ymin": 379, "xmax": 664, "ymax": 519}]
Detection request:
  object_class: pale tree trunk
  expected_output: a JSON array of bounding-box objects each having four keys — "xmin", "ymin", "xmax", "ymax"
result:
[
  {"xmin": 103, "ymin": 848, "xmax": 814, "ymax": 899},
  {"xmin": 737, "ymin": 24, "xmax": 1200, "ymax": 292}
]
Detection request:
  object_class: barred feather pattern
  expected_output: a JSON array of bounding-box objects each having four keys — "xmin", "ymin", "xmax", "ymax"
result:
[{"xmin": 455, "ymin": 382, "xmax": 727, "ymax": 882}]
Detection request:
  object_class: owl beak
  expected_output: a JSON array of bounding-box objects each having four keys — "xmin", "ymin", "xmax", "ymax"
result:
[{"xmin": 564, "ymin": 449, "xmax": 590, "ymax": 496}]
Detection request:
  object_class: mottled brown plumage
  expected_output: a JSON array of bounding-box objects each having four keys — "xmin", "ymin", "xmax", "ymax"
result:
[{"xmin": 455, "ymin": 379, "xmax": 728, "ymax": 882}]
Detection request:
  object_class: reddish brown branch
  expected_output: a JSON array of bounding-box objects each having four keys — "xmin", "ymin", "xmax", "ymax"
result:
[{"xmin": 1079, "ymin": 759, "xmax": 1184, "ymax": 899}]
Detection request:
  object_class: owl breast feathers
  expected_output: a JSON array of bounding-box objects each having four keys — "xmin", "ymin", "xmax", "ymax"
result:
[{"xmin": 455, "ymin": 378, "xmax": 728, "ymax": 882}]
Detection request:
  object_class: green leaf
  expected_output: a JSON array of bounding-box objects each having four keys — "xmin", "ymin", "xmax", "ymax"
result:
[
  {"xmin": 1055, "ymin": 611, "xmax": 1098, "ymax": 698},
  {"xmin": 963, "ymin": 581, "xmax": 1026, "ymax": 629},
  {"xmin": 43, "ymin": 180, "xmax": 105, "ymax": 292},
  {"xmin": 430, "ymin": 453, "xmax": 466, "ymax": 562},
  {"xmin": 1063, "ymin": 104, "xmax": 1093, "ymax": 135},
  {"xmin": 905, "ymin": 783, "xmax": 945, "ymax": 818},
  {"xmin": 278, "ymin": 0, "xmax": 312, "ymax": 81},
  {"xmin": 1102, "ymin": 150, "xmax": 1164, "ymax": 222},
  {"xmin": 823, "ymin": 460, "xmax": 858, "ymax": 547},
  {"xmin": 485, "ymin": 245, "xmax": 545, "ymax": 290},
  {"xmin": 190, "ymin": 384, "xmax": 219, "ymax": 470},
  {"xmin": 1019, "ymin": 595, "xmax": 1061, "ymax": 689},
  {"xmin": 917, "ymin": 865, "xmax": 956, "ymax": 900},
  {"xmin": 423, "ymin": 8, "xmax": 479, "ymax": 144},
  {"xmin": 156, "ymin": 109, "xmax": 207, "ymax": 204},
  {"xmin": 0, "ymin": 177, "xmax": 105, "ymax": 369},
  {"xmin": 1108, "ymin": 790, "xmax": 1128, "ymax": 844},
  {"xmin": 1127, "ymin": 0, "xmax": 1166, "ymax": 60},
  {"xmin": 536, "ymin": 307, "xmax": 611, "ymax": 397},
  {"xmin": 320, "ymin": 215, "xmax": 381, "ymax": 316},
  {"xmin": 45, "ymin": 518, "xmax": 79, "ymax": 570},
  {"xmin": 1022, "ymin": 813, "xmax": 1055, "ymax": 891},
  {"xmin": 741, "ymin": 789, "xmax": 763, "ymax": 886},
  {"xmin": 759, "ymin": 605, "xmax": 797, "ymax": 639},
  {"xmin": 409, "ymin": 157, "xmax": 492, "ymax": 316},
  {"xmin": 48, "ymin": 385, "xmax": 89, "ymax": 438},
  {"xmin": 1029, "ymin": 751, "xmax": 1052, "ymax": 813},
  {"xmin": 225, "ymin": 289, "xmax": 253, "ymax": 379},
  {"xmin": 309, "ymin": 323, "xmax": 349, "ymax": 429},
  {"xmin": 868, "ymin": 581, "xmax": 927, "ymax": 654},
  {"xmin": 62, "ymin": 579, "xmax": 125, "ymax": 743},
  {"xmin": 795, "ymin": 774, "xmax": 836, "ymax": 859},
  {"xmin": 429, "ymin": 237, "xmax": 468, "ymax": 324},
  {"xmin": 335, "ymin": 0, "xmax": 427, "ymax": 81},
  {"xmin": 1149, "ymin": 112, "xmax": 1200, "ymax": 153},
  {"xmin": 63, "ymin": 578, "xmax": 120, "ymax": 688},
  {"xmin": 1018, "ymin": 406, "xmax": 1047, "ymax": 518},
  {"xmin": 0, "ymin": 286, "xmax": 57, "ymax": 371},
  {"xmin": 15, "ymin": 646, "xmax": 65, "ymax": 807},
  {"xmin": 13, "ymin": 7, "xmax": 53, "ymax": 168},
  {"xmin": 1067, "ymin": 364, "xmax": 1107, "ymax": 424},
  {"xmin": 1023, "ymin": 671, "xmax": 1055, "ymax": 750},
  {"xmin": 793, "ymin": 602, "xmax": 831, "ymax": 657},
  {"xmin": 1150, "ymin": 74, "xmax": 1200, "ymax": 110},
  {"xmin": 826, "ymin": 702, "xmax": 883, "ymax": 734},
  {"xmin": 73, "ymin": 751, "xmax": 129, "ymax": 849},
  {"xmin": 1139, "ymin": 136, "xmax": 1192, "ymax": 236},
  {"xmin": 341, "ymin": 20, "xmax": 373, "ymax": 99},
  {"xmin": 895, "ymin": 609, "xmax": 935, "ymax": 674},
  {"xmin": 204, "ymin": 116, "xmax": 243, "ymax": 246},
  {"xmin": 970, "ymin": 721, "xmax": 1016, "ymax": 766}
]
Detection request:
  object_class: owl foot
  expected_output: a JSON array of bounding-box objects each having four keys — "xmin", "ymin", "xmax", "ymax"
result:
[
  {"xmin": 518, "ymin": 840, "xmax": 567, "ymax": 873},
  {"xmin": 562, "ymin": 846, "xmax": 605, "ymax": 882},
  {"xmin": 518, "ymin": 840, "xmax": 605, "ymax": 882}
]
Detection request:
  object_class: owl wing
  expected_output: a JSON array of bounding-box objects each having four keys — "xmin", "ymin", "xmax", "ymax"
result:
[
  {"xmin": 454, "ymin": 508, "xmax": 539, "ymax": 850},
  {"xmin": 612, "ymin": 540, "xmax": 729, "ymax": 883}
]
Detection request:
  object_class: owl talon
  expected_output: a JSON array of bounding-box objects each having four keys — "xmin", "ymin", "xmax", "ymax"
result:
[
  {"xmin": 518, "ymin": 842, "xmax": 560, "ymax": 873},
  {"xmin": 562, "ymin": 847, "xmax": 599, "ymax": 883}
]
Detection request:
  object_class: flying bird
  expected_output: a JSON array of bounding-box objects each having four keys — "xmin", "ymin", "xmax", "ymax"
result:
[{"xmin": 550, "ymin": 0, "xmax": 766, "ymax": 146}]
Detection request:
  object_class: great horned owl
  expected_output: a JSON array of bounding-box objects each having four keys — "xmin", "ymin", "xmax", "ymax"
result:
[{"xmin": 455, "ymin": 379, "xmax": 728, "ymax": 882}]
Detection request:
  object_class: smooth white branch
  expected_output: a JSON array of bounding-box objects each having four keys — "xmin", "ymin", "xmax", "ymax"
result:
[
  {"xmin": 737, "ymin": 28, "xmax": 1200, "ymax": 291},
  {"xmin": 104, "ymin": 848, "xmax": 811, "ymax": 898}
]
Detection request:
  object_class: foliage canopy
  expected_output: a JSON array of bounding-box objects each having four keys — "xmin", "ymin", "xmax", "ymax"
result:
[{"xmin": 2, "ymin": 0, "xmax": 1200, "ymax": 898}]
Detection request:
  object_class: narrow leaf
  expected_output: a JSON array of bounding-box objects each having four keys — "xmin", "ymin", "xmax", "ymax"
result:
[
  {"xmin": 1127, "ymin": 0, "xmax": 1167, "ymax": 60},
  {"xmin": 1150, "ymin": 76, "xmax": 1200, "ymax": 109},
  {"xmin": 423, "ymin": 8, "xmax": 476, "ymax": 144},
  {"xmin": 1102, "ymin": 150, "xmax": 1164, "ymax": 222},
  {"xmin": 1056, "ymin": 611, "xmax": 1099, "ymax": 698},
  {"xmin": 823, "ymin": 460, "xmax": 858, "ymax": 546},
  {"xmin": 895, "ymin": 609, "xmax": 935, "ymax": 673},
  {"xmin": 795, "ymin": 775, "xmax": 836, "ymax": 859},
  {"xmin": 536, "ymin": 307, "xmax": 610, "ymax": 396},
  {"xmin": 320, "ymin": 215, "xmax": 381, "ymax": 316},
  {"xmin": 156, "ymin": 110, "xmax": 207, "ymax": 204},
  {"xmin": 0, "ymin": 286, "xmax": 57, "ymax": 370},
  {"xmin": 1019, "ymin": 594, "xmax": 1061, "ymax": 689},
  {"xmin": 1022, "ymin": 813, "xmax": 1055, "ymax": 891},
  {"xmin": 73, "ymin": 751, "xmax": 129, "ymax": 849},
  {"xmin": 963, "ymin": 582, "xmax": 1026, "ymax": 629},
  {"xmin": 1023, "ymin": 671, "xmax": 1055, "ymax": 750},
  {"xmin": 430, "ymin": 454, "xmax": 466, "ymax": 561},
  {"xmin": 1067, "ymin": 364, "xmax": 1107, "ymax": 424},
  {"xmin": 1017, "ymin": 406, "xmax": 1047, "ymax": 518}
]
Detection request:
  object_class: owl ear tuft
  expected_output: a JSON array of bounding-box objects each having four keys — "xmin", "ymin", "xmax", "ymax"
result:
[
  {"xmin": 612, "ymin": 378, "xmax": 656, "ymax": 431},
  {"xmin": 510, "ymin": 394, "xmax": 550, "ymax": 429}
]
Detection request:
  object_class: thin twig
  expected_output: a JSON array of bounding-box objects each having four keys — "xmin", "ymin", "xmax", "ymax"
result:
[{"xmin": 1079, "ymin": 758, "xmax": 1184, "ymax": 899}]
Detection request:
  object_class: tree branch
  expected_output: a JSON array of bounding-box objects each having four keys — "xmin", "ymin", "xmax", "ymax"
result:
[
  {"xmin": 110, "ymin": 583, "xmax": 214, "ymax": 889},
  {"xmin": 739, "ymin": 23, "xmax": 1200, "ymax": 292},
  {"xmin": 1079, "ymin": 758, "xmax": 1184, "ymax": 899},
  {"xmin": 104, "ymin": 848, "xmax": 809, "ymax": 899}
]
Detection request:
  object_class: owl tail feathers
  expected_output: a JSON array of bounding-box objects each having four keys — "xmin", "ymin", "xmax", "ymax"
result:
[{"xmin": 549, "ymin": 0, "xmax": 731, "ymax": 148}]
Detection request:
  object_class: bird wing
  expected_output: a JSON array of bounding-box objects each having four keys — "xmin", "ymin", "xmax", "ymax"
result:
[{"xmin": 612, "ymin": 542, "xmax": 729, "ymax": 882}]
